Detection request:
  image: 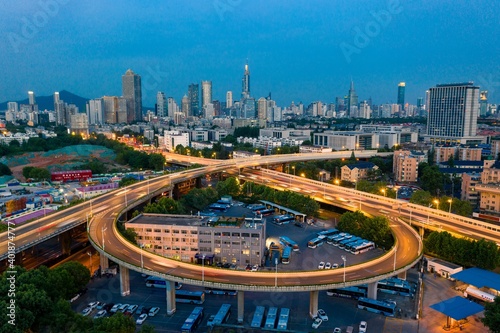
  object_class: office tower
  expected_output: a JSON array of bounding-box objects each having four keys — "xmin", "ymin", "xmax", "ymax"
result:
[
  {"xmin": 7, "ymin": 102, "xmax": 18, "ymax": 113},
  {"xmin": 226, "ymin": 91, "xmax": 233, "ymax": 108},
  {"xmin": 28, "ymin": 91, "xmax": 36, "ymax": 105},
  {"xmin": 480, "ymin": 91, "xmax": 488, "ymax": 117},
  {"xmin": 188, "ymin": 83, "xmax": 199, "ymax": 116},
  {"xmin": 212, "ymin": 100, "xmax": 221, "ymax": 116},
  {"xmin": 122, "ymin": 69, "xmax": 142, "ymax": 123},
  {"xmin": 335, "ymin": 97, "xmax": 345, "ymax": 112},
  {"xmin": 241, "ymin": 97, "xmax": 256, "ymax": 119},
  {"xmin": 103, "ymin": 96, "xmax": 127, "ymax": 124},
  {"xmin": 426, "ymin": 82, "xmax": 479, "ymax": 138},
  {"xmin": 87, "ymin": 98, "xmax": 104, "ymax": 125},
  {"xmin": 397, "ymin": 82, "xmax": 405, "ymax": 110},
  {"xmin": 156, "ymin": 91, "xmax": 167, "ymax": 117},
  {"xmin": 54, "ymin": 92, "xmax": 60, "ymax": 105},
  {"xmin": 167, "ymin": 97, "xmax": 179, "ymax": 118},
  {"xmin": 181, "ymin": 95, "xmax": 190, "ymax": 117},
  {"xmin": 258, "ymin": 97, "xmax": 267, "ymax": 120},
  {"xmin": 359, "ymin": 101, "xmax": 371, "ymax": 119},
  {"xmin": 346, "ymin": 81, "xmax": 358, "ymax": 118},
  {"xmin": 425, "ymin": 90, "xmax": 430, "ymax": 113},
  {"xmin": 204, "ymin": 103, "xmax": 215, "ymax": 119},
  {"xmin": 201, "ymin": 81, "xmax": 212, "ymax": 108},
  {"xmin": 242, "ymin": 62, "xmax": 250, "ymax": 99}
]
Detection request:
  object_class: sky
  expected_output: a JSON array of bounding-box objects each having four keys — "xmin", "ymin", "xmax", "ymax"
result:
[{"xmin": 1, "ymin": 0, "xmax": 499, "ymax": 108}]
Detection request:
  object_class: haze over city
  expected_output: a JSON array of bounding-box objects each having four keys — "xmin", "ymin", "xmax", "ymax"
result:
[{"xmin": 1, "ymin": 0, "xmax": 499, "ymax": 107}]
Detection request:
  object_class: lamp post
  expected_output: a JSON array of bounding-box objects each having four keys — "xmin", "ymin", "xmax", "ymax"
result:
[
  {"xmin": 433, "ymin": 199, "xmax": 439, "ymax": 211},
  {"xmin": 202, "ymin": 254, "xmax": 206, "ymax": 284},
  {"xmin": 139, "ymin": 243, "xmax": 144, "ymax": 273},
  {"xmin": 381, "ymin": 188, "xmax": 386, "ymax": 197},
  {"xmin": 341, "ymin": 255, "xmax": 346, "ymax": 285},
  {"xmin": 275, "ymin": 258, "xmax": 278, "ymax": 287},
  {"xmin": 102, "ymin": 226, "xmax": 107, "ymax": 251},
  {"xmin": 448, "ymin": 199, "xmax": 452, "ymax": 214},
  {"xmin": 87, "ymin": 251, "xmax": 92, "ymax": 276}
]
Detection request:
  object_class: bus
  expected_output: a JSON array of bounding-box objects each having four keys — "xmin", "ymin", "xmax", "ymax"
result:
[
  {"xmin": 357, "ymin": 297, "xmax": 396, "ymax": 317},
  {"xmin": 327, "ymin": 233, "xmax": 346, "ymax": 245},
  {"xmin": 204, "ymin": 288, "xmax": 238, "ymax": 296},
  {"xmin": 175, "ymin": 290, "xmax": 206, "ymax": 304},
  {"xmin": 338, "ymin": 236, "xmax": 361, "ymax": 250},
  {"xmin": 349, "ymin": 241, "xmax": 375, "ymax": 254},
  {"xmin": 333, "ymin": 234, "xmax": 353, "ymax": 247},
  {"xmin": 145, "ymin": 276, "xmax": 182, "ymax": 289},
  {"xmin": 281, "ymin": 246, "xmax": 292, "ymax": 264},
  {"xmin": 256, "ymin": 208, "xmax": 275, "ymax": 216},
  {"xmin": 277, "ymin": 308, "xmax": 290, "ymax": 330},
  {"xmin": 274, "ymin": 215, "xmax": 295, "ymax": 225},
  {"xmin": 249, "ymin": 204, "xmax": 266, "ymax": 212},
  {"xmin": 251, "ymin": 306, "xmax": 265, "ymax": 328},
  {"xmin": 307, "ymin": 237, "xmax": 325, "ymax": 249},
  {"xmin": 279, "ymin": 236, "xmax": 300, "ymax": 251},
  {"xmin": 317, "ymin": 228, "xmax": 339, "ymax": 237},
  {"xmin": 377, "ymin": 278, "xmax": 414, "ymax": 297},
  {"xmin": 181, "ymin": 307, "xmax": 204, "ymax": 333},
  {"xmin": 212, "ymin": 304, "xmax": 231, "ymax": 326},
  {"xmin": 264, "ymin": 307, "xmax": 278, "ymax": 329},
  {"xmin": 326, "ymin": 286, "xmax": 368, "ymax": 299},
  {"xmin": 209, "ymin": 203, "xmax": 228, "ymax": 212}
]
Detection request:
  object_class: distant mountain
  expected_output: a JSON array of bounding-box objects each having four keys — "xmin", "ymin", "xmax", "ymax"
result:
[{"xmin": 0, "ymin": 90, "xmax": 89, "ymax": 112}]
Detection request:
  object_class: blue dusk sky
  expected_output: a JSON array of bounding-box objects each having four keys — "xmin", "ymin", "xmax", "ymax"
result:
[{"xmin": 0, "ymin": 0, "xmax": 499, "ymax": 108}]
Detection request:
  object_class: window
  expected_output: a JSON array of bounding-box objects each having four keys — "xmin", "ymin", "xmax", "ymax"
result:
[
  {"xmin": 190, "ymin": 230, "xmax": 198, "ymax": 235},
  {"xmin": 155, "ymin": 237, "xmax": 161, "ymax": 241},
  {"xmin": 181, "ymin": 230, "xmax": 188, "ymax": 234},
  {"xmin": 173, "ymin": 230, "xmax": 180, "ymax": 234},
  {"xmin": 154, "ymin": 229, "xmax": 161, "ymax": 233},
  {"xmin": 145, "ymin": 228, "xmax": 152, "ymax": 232},
  {"xmin": 222, "ymin": 232, "xmax": 230, "ymax": 237},
  {"xmin": 232, "ymin": 232, "xmax": 240, "ymax": 237},
  {"xmin": 164, "ymin": 229, "xmax": 170, "ymax": 233},
  {"xmin": 252, "ymin": 233, "xmax": 259, "ymax": 238},
  {"xmin": 241, "ymin": 233, "xmax": 250, "ymax": 238},
  {"xmin": 214, "ymin": 232, "xmax": 221, "ymax": 236}
]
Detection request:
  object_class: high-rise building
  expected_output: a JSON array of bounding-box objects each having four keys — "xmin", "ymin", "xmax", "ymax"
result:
[
  {"xmin": 167, "ymin": 97, "xmax": 179, "ymax": 118},
  {"xmin": 346, "ymin": 81, "xmax": 358, "ymax": 118},
  {"xmin": 7, "ymin": 102, "xmax": 18, "ymax": 113},
  {"xmin": 480, "ymin": 91, "xmax": 488, "ymax": 117},
  {"xmin": 122, "ymin": 69, "xmax": 142, "ymax": 123},
  {"xmin": 28, "ymin": 91, "xmax": 36, "ymax": 105},
  {"xmin": 87, "ymin": 98, "xmax": 105, "ymax": 125},
  {"xmin": 241, "ymin": 62, "xmax": 250, "ymax": 99},
  {"xmin": 426, "ymin": 82, "xmax": 479, "ymax": 142},
  {"xmin": 188, "ymin": 83, "xmax": 199, "ymax": 116},
  {"xmin": 226, "ymin": 91, "xmax": 233, "ymax": 108},
  {"xmin": 181, "ymin": 95, "xmax": 190, "ymax": 117},
  {"xmin": 201, "ymin": 81, "xmax": 212, "ymax": 108},
  {"xmin": 397, "ymin": 82, "xmax": 405, "ymax": 110},
  {"xmin": 257, "ymin": 97, "xmax": 267, "ymax": 120},
  {"xmin": 156, "ymin": 91, "xmax": 167, "ymax": 117},
  {"xmin": 359, "ymin": 101, "xmax": 371, "ymax": 119},
  {"xmin": 103, "ymin": 96, "xmax": 127, "ymax": 124}
]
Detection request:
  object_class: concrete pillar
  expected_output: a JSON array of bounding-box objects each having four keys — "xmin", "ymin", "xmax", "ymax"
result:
[
  {"xmin": 100, "ymin": 255, "xmax": 109, "ymax": 270},
  {"xmin": 398, "ymin": 270, "xmax": 407, "ymax": 280},
  {"xmin": 60, "ymin": 230, "xmax": 72, "ymax": 255},
  {"xmin": 237, "ymin": 290, "xmax": 245, "ymax": 323},
  {"xmin": 419, "ymin": 227, "xmax": 424, "ymax": 238},
  {"xmin": 119, "ymin": 265, "xmax": 130, "ymax": 296},
  {"xmin": 165, "ymin": 280, "xmax": 176, "ymax": 315},
  {"xmin": 367, "ymin": 282, "xmax": 377, "ymax": 299},
  {"xmin": 309, "ymin": 290, "xmax": 319, "ymax": 318}
]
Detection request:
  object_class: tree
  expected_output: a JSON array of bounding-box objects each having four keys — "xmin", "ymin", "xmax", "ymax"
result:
[
  {"xmin": 482, "ymin": 296, "xmax": 500, "ymax": 333},
  {"xmin": 93, "ymin": 312, "xmax": 136, "ymax": 333},
  {"xmin": 148, "ymin": 153, "xmax": 166, "ymax": 171},
  {"xmin": 216, "ymin": 177, "xmax": 240, "ymax": 197},
  {"xmin": 0, "ymin": 163, "xmax": 12, "ymax": 176},
  {"xmin": 53, "ymin": 262, "xmax": 90, "ymax": 299},
  {"xmin": 409, "ymin": 190, "xmax": 432, "ymax": 206},
  {"xmin": 419, "ymin": 165, "xmax": 444, "ymax": 195},
  {"xmin": 144, "ymin": 197, "xmax": 185, "ymax": 214}
]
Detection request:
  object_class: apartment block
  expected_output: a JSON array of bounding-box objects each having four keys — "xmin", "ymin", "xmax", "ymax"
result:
[
  {"xmin": 341, "ymin": 162, "xmax": 378, "ymax": 183},
  {"xmin": 393, "ymin": 150, "xmax": 426, "ymax": 183}
]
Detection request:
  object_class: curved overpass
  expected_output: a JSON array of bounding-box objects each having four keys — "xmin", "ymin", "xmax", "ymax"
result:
[{"xmin": 87, "ymin": 151, "xmax": 423, "ymax": 292}]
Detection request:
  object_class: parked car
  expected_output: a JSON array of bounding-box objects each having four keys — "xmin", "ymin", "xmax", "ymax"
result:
[
  {"xmin": 136, "ymin": 305, "xmax": 144, "ymax": 315},
  {"xmin": 81, "ymin": 307, "xmax": 92, "ymax": 316},
  {"xmin": 93, "ymin": 310, "xmax": 107, "ymax": 319},
  {"xmin": 333, "ymin": 327, "xmax": 342, "ymax": 333},
  {"xmin": 312, "ymin": 317, "xmax": 322, "ymax": 329},
  {"xmin": 359, "ymin": 320, "xmax": 368, "ymax": 333},
  {"xmin": 103, "ymin": 303, "xmax": 114, "ymax": 313},
  {"xmin": 136, "ymin": 313, "xmax": 148, "ymax": 324},
  {"xmin": 332, "ymin": 263, "xmax": 339, "ymax": 269},
  {"xmin": 317, "ymin": 309, "xmax": 328, "ymax": 321},
  {"xmin": 251, "ymin": 265, "xmax": 259, "ymax": 272},
  {"xmin": 87, "ymin": 301, "xmax": 101, "ymax": 310},
  {"xmin": 148, "ymin": 307, "xmax": 160, "ymax": 317},
  {"xmin": 318, "ymin": 261, "xmax": 325, "ymax": 269},
  {"xmin": 110, "ymin": 303, "xmax": 121, "ymax": 313},
  {"xmin": 325, "ymin": 262, "xmax": 332, "ymax": 269},
  {"xmin": 118, "ymin": 304, "xmax": 130, "ymax": 312},
  {"xmin": 126, "ymin": 304, "xmax": 138, "ymax": 314},
  {"xmin": 96, "ymin": 302, "xmax": 106, "ymax": 310}
]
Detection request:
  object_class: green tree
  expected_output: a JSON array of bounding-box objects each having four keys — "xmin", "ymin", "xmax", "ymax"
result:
[
  {"xmin": 410, "ymin": 190, "xmax": 433, "ymax": 206},
  {"xmin": 144, "ymin": 197, "xmax": 185, "ymax": 214},
  {"xmin": 0, "ymin": 163, "xmax": 12, "ymax": 176},
  {"xmin": 53, "ymin": 262, "xmax": 90, "ymax": 299},
  {"xmin": 420, "ymin": 164, "xmax": 444, "ymax": 195},
  {"xmin": 482, "ymin": 296, "xmax": 500, "ymax": 333},
  {"xmin": 119, "ymin": 176, "xmax": 138, "ymax": 187},
  {"xmin": 93, "ymin": 312, "xmax": 136, "ymax": 333},
  {"xmin": 148, "ymin": 153, "xmax": 166, "ymax": 171},
  {"xmin": 216, "ymin": 177, "xmax": 241, "ymax": 197}
]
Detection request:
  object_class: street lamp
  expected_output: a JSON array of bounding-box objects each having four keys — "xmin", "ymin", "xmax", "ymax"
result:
[
  {"xmin": 341, "ymin": 255, "xmax": 346, "ymax": 285},
  {"xmin": 275, "ymin": 258, "xmax": 278, "ymax": 287},
  {"xmin": 433, "ymin": 199, "xmax": 439, "ymax": 211},
  {"xmin": 87, "ymin": 251, "xmax": 92, "ymax": 275},
  {"xmin": 448, "ymin": 199, "xmax": 452, "ymax": 214},
  {"xmin": 292, "ymin": 166, "xmax": 295, "ymax": 176},
  {"xmin": 381, "ymin": 188, "xmax": 386, "ymax": 197}
]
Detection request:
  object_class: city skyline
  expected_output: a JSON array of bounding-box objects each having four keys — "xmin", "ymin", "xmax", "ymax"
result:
[{"xmin": 1, "ymin": 1, "xmax": 499, "ymax": 107}]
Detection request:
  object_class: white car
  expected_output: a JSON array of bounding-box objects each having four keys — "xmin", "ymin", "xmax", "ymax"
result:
[
  {"xmin": 81, "ymin": 307, "xmax": 92, "ymax": 316},
  {"xmin": 148, "ymin": 307, "xmax": 160, "ymax": 317},
  {"xmin": 136, "ymin": 313, "xmax": 148, "ymax": 324},
  {"xmin": 87, "ymin": 301, "xmax": 100, "ymax": 310},
  {"xmin": 359, "ymin": 320, "xmax": 368, "ymax": 333},
  {"xmin": 333, "ymin": 328, "xmax": 342, "ymax": 333},
  {"xmin": 332, "ymin": 263, "xmax": 339, "ymax": 269},
  {"xmin": 126, "ymin": 304, "xmax": 138, "ymax": 314},
  {"xmin": 119, "ymin": 304, "xmax": 130, "ymax": 312},
  {"xmin": 93, "ymin": 310, "xmax": 107, "ymax": 319},
  {"xmin": 251, "ymin": 265, "xmax": 259, "ymax": 272},
  {"xmin": 312, "ymin": 317, "xmax": 322, "ymax": 329},
  {"xmin": 110, "ymin": 303, "xmax": 122, "ymax": 313},
  {"xmin": 318, "ymin": 261, "xmax": 325, "ymax": 269},
  {"xmin": 316, "ymin": 309, "xmax": 328, "ymax": 321},
  {"xmin": 325, "ymin": 262, "xmax": 332, "ymax": 269}
]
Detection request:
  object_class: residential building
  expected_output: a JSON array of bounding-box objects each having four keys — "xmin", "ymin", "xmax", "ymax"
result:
[
  {"xmin": 122, "ymin": 69, "xmax": 142, "ymax": 122},
  {"xmin": 461, "ymin": 173, "xmax": 481, "ymax": 208},
  {"xmin": 393, "ymin": 150, "xmax": 426, "ymax": 183},
  {"xmin": 458, "ymin": 145, "xmax": 482, "ymax": 161},
  {"xmin": 86, "ymin": 98, "xmax": 104, "ymax": 125},
  {"xmin": 313, "ymin": 131, "xmax": 378, "ymax": 151},
  {"xmin": 164, "ymin": 130, "xmax": 189, "ymax": 152},
  {"xmin": 340, "ymin": 162, "xmax": 379, "ymax": 183},
  {"xmin": 226, "ymin": 91, "xmax": 233, "ymax": 108},
  {"xmin": 201, "ymin": 81, "xmax": 212, "ymax": 109},
  {"xmin": 156, "ymin": 92, "xmax": 167, "ymax": 117},
  {"xmin": 434, "ymin": 146, "xmax": 457, "ymax": 164}
]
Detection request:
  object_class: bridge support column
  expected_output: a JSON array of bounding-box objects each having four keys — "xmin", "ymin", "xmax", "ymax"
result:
[
  {"xmin": 309, "ymin": 290, "xmax": 319, "ymax": 318},
  {"xmin": 119, "ymin": 265, "xmax": 130, "ymax": 296},
  {"xmin": 237, "ymin": 290, "xmax": 245, "ymax": 323},
  {"xmin": 367, "ymin": 282, "xmax": 377, "ymax": 299},
  {"xmin": 100, "ymin": 255, "xmax": 109, "ymax": 271},
  {"xmin": 165, "ymin": 281, "xmax": 176, "ymax": 315},
  {"xmin": 60, "ymin": 230, "xmax": 72, "ymax": 255},
  {"xmin": 419, "ymin": 227, "xmax": 424, "ymax": 238},
  {"xmin": 398, "ymin": 270, "xmax": 407, "ymax": 280}
]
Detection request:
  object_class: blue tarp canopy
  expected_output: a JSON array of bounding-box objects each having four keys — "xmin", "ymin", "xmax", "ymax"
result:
[
  {"xmin": 451, "ymin": 268, "xmax": 500, "ymax": 291},
  {"xmin": 430, "ymin": 296, "xmax": 484, "ymax": 320}
]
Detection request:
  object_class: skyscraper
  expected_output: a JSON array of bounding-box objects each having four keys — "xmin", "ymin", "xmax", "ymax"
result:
[
  {"xmin": 181, "ymin": 95, "xmax": 190, "ymax": 117},
  {"xmin": 226, "ymin": 91, "xmax": 233, "ymax": 108},
  {"xmin": 201, "ymin": 81, "xmax": 212, "ymax": 108},
  {"xmin": 241, "ymin": 62, "xmax": 250, "ymax": 99},
  {"xmin": 346, "ymin": 81, "xmax": 358, "ymax": 118},
  {"xmin": 397, "ymin": 82, "xmax": 405, "ymax": 110},
  {"xmin": 87, "ymin": 98, "xmax": 104, "ymax": 125},
  {"xmin": 480, "ymin": 91, "xmax": 488, "ymax": 117},
  {"xmin": 122, "ymin": 69, "xmax": 142, "ymax": 123},
  {"xmin": 28, "ymin": 91, "xmax": 36, "ymax": 105},
  {"xmin": 257, "ymin": 97, "xmax": 267, "ymax": 120},
  {"xmin": 156, "ymin": 91, "xmax": 167, "ymax": 117},
  {"xmin": 426, "ymin": 82, "xmax": 479, "ymax": 141},
  {"xmin": 188, "ymin": 83, "xmax": 199, "ymax": 116}
]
